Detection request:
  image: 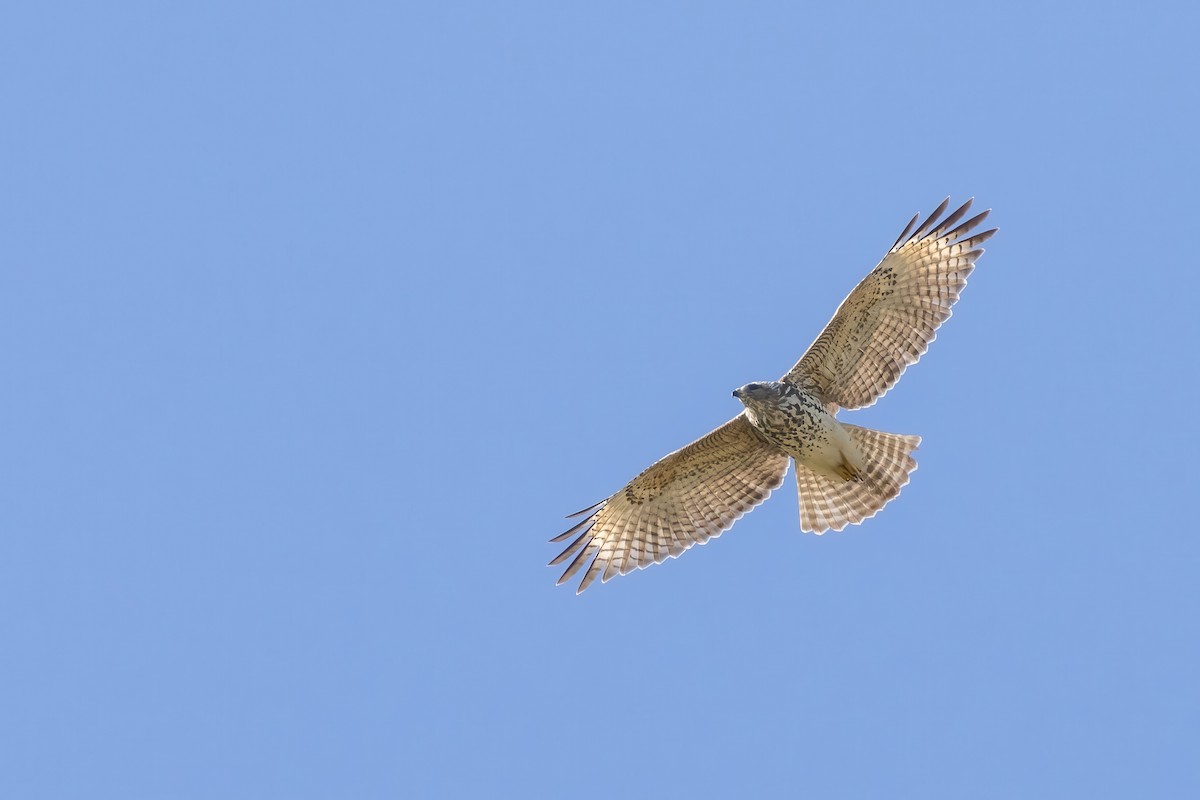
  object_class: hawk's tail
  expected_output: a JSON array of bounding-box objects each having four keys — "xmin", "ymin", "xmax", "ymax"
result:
[{"xmin": 796, "ymin": 424, "xmax": 920, "ymax": 533}]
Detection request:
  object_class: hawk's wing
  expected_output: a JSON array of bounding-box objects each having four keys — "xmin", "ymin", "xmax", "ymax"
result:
[
  {"xmin": 549, "ymin": 414, "xmax": 790, "ymax": 594},
  {"xmin": 782, "ymin": 198, "xmax": 996, "ymax": 410}
]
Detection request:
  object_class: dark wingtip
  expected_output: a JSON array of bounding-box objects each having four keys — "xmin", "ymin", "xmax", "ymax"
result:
[
  {"xmin": 933, "ymin": 198, "xmax": 974, "ymax": 237},
  {"xmin": 913, "ymin": 197, "xmax": 952, "ymax": 239},
  {"xmin": 549, "ymin": 513, "xmax": 598, "ymax": 543},
  {"xmin": 946, "ymin": 209, "xmax": 991, "ymax": 240},
  {"xmin": 565, "ymin": 499, "xmax": 605, "ymax": 519},
  {"xmin": 890, "ymin": 211, "xmax": 921, "ymax": 251}
]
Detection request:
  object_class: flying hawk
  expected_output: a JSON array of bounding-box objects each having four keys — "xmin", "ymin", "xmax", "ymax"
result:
[{"xmin": 550, "ymin": 198, "xmax": 996, "ymax": 593}]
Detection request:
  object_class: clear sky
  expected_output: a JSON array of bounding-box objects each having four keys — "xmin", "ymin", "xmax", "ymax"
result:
[{"xmin": 4, "ymin": 2, "xmax": 1198, "ymax": 797}]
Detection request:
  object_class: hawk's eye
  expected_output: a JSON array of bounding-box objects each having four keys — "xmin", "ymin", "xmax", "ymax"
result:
[{"xmin": 747, "ymin": 384, "xmax": 761, "ymax": 391}]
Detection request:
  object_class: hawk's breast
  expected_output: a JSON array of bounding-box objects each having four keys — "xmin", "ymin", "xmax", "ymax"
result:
[{"xmin": 746, "ymin": 387, "xmax": 839, "ymax": 462}]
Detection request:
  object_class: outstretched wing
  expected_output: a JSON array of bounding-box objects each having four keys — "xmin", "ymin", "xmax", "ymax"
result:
[
  {"xmin": 783, "ymin": 198, "xmax": 996, "ymax": 410},
  {"xmin": 549, "ymin": 415, "xmax": 790, "ymax": 594}
]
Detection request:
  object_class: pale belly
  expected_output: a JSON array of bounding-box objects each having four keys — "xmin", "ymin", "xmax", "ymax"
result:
[{"xmin": 745, "ymin": 390, "xmax": 862, "ymax": 481}]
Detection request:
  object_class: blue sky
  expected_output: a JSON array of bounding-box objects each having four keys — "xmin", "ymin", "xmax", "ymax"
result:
[{"xmin": 3, "ymin": 2, "xmax": 1198, "ymax": 797}]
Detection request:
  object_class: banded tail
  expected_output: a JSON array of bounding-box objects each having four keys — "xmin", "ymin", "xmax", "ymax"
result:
[{"xmin": 796, "ymin": 424, "xmax": 920, "ymax": 533}]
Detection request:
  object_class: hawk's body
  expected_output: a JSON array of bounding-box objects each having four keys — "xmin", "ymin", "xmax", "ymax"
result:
[
  {"xmin": 550, "ymin": 198, "xmax": 996, "ymax": 593},
  {"xmin": 737, "ymin": 381, "xmax": 857, "ymax": 481}
]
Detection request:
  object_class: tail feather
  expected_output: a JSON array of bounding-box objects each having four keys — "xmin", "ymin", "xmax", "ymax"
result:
[{"xmin": 797, "ymin": 425, "xmax": 920, "ymax": 533}]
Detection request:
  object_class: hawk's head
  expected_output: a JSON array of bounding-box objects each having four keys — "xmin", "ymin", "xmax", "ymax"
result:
[{"xmin": 732, "ymin": 381, "xmax": 784, "ymax": 405}]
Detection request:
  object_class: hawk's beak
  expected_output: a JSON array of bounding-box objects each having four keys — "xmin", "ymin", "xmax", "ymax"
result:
[{"xmin": 732, "ymin": 389, "xmax": 741, "ymax": 399}]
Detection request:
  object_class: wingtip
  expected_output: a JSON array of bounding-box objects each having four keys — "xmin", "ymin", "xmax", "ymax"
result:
[
  {"xmin": 912, "ymin": 197, "xmax": 952, "ymax": 239},
  {"xmin": 565, "ymin": 499, "xmax": 605, "ymax": 519},
  {"xmin": 890, "ymin": 211, "xmax": 921, "ymax": 251}
]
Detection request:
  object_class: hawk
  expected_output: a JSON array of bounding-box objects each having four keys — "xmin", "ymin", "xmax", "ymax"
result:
[{"xmin": 550, "ymin": 198, "xmax": 996, "ymax": 593}]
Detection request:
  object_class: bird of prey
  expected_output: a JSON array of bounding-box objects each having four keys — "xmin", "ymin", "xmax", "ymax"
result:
[{"xmin": 549, "ymin": 198, "xmax": 996, "ymax": 593}]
